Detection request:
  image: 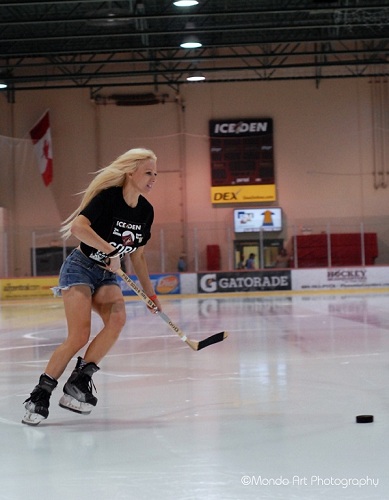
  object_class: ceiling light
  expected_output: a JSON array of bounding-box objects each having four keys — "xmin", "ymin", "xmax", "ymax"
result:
[
  {"xmin": 180, "ymin": 36, "xmax": 202, "ymax": 49},
  {"xmin": 0, "ymin": 81, "xmax": 7, "ymax": 89},
  {"xmin": 87, "ymin": 8, "xmax": 132, "ymax": 26},
  {"xmin": 186, "ymin": 72, "xmax": 205, "ymax": 82},
  {"xmin": 173, "ymin": 1, "xmax": 199, "ymax": 6},
  {"xmin": 180, "ymin": 22, "xmax": 202, "ymax": 49}
]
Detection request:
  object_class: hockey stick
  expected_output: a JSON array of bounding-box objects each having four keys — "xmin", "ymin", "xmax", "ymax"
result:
[{"xmin": 116, "ymin": 269, "xmax": 228, "ymax": 351}]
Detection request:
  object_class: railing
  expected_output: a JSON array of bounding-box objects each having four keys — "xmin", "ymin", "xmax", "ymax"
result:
[{"xmin": 0, "ymin": 221, "xmax": 388, "ymax": 278}]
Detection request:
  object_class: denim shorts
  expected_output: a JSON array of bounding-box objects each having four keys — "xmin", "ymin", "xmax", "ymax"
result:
[{"xmin": 52, "ymin": 248, "xmax": 120, "ymax": 297}]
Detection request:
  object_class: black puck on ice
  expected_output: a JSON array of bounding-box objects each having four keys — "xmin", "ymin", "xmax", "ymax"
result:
[{"xmin": 356, "ymin": 415, "xmax": 374, "ymax": 423}]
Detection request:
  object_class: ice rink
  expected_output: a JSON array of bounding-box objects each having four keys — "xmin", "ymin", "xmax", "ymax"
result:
[{"xmin": 1, "ymin": 290, "xmax": 388, "ymax": 500}]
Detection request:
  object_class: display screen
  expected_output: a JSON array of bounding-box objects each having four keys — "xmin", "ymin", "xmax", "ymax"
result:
[{"xmin": 234, "ymin": 208, "xmax": 282, "ymax": 232}]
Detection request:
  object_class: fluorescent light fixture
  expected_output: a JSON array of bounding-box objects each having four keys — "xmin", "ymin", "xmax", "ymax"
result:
[
  {"xmin": 0, "ymin": 81, "xmax": 7, "ymax": 89},
  {"xmin": 174, "ymin": 1, "xmax": 199, "ymax": 6}
]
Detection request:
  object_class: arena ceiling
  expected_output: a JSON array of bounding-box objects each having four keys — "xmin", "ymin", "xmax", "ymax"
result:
[{"xmin": 0, "ymin": 0, "xmax": 388, "ymax": 99}]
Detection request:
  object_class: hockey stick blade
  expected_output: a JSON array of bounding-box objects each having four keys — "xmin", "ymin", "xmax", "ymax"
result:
[
  {"xmin": 116, "ymin": 269, "xmax": 228, "ymax": 351},
  {"xmin": 196, "ymin": 331, "xmax": 228, "ymax": 351}
]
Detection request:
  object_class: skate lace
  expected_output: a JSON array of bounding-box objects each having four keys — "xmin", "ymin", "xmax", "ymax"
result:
[
  {"xmin": 24, "ymin": 387, "xmax": 50, "ymax": 405},
  {"xmin": 76, "ymin": 373, "xmax": 97, "ymax": 395}
]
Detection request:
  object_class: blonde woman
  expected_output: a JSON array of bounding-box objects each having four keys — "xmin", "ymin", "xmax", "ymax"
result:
[{"xmin": 23, "ymin": 148, "xmax": 161, "ymax": 425}]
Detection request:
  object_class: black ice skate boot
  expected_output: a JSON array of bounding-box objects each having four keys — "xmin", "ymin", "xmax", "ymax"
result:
[
  {"xmin": 59, "ymin": 357, "xmax": 100, "ymax": 415},
  {"xmin": 22, "ymin": 374, "xmax": 58, "ymax": 426}
]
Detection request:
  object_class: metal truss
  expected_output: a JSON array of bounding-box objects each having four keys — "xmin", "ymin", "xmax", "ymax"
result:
[{"xmin": 0, "ymin": 0, "xmax": 388, "ymax": 96}]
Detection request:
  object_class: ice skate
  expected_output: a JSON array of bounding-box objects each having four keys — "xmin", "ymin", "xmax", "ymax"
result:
[
  {"xmin": 59, "ymin": 357, "xmax": 99, "ymax": 415},
  {"xmin": 22, "ymin": 374, "xmax": 58, "ymax": 426}
]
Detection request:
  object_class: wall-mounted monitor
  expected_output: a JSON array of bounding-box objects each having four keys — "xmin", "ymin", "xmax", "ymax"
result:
[{"xmin": 233, "ymin": 208, "xmax": 282, "ymax": 232}]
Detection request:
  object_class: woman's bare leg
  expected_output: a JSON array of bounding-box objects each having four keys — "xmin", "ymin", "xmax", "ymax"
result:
[
  {"xmin": 84, "ymin": 284, "xmax": 126, "ymax": 364},
  {"xmin": 44, "ymin": 285, "xmax": 93, "ymax": 380}
]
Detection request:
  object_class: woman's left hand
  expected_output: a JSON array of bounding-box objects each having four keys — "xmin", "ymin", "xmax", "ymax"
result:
[{"xmin": 148, "ymin": 295, "xmax": 162, "ymax": 314}]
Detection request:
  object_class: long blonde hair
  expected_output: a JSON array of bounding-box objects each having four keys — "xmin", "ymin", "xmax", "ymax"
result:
[{"xmin": 61, "ymin": 147, "xmax": 157, "ymax": 239}]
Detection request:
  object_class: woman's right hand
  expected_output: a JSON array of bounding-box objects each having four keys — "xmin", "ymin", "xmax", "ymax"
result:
[{"xmin": 107, "ymin": 254, "xmax": 121, "ymax": 273}]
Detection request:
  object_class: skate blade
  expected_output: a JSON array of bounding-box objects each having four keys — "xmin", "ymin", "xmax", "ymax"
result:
[
  {"xmin": 22, "ymin": 411, "xmax": 46, "ymax": 426},
  {"xmin": 59, "ymin": 394, "xmax": 93, "ymax": 415}
]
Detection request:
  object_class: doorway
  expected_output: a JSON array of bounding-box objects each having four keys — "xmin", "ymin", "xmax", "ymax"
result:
[{"xmin": 234, "ymin": 239, "xmax": 283, "ymax": 269}]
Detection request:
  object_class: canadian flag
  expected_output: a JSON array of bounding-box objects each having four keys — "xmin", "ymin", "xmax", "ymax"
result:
[{"xmin": 29, "ymin": 111, "xmax": 53, "ymax": 186}]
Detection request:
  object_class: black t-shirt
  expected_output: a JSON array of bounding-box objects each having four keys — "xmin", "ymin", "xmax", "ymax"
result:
[{"xmin": 79, "ymin": 186, "xmax": 154, "ymax": 263}]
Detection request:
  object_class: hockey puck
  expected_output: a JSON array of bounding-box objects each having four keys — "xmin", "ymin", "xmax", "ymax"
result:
[{"xmin": 356, "ymin": 415, "xmax": 374, "ymax": 423}]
